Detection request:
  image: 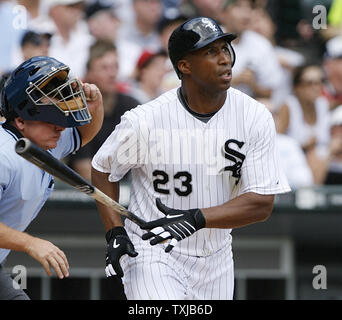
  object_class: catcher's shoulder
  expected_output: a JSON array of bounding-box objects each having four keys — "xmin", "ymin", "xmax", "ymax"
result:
[{"xmin": 0, "ymin": 128, "xmax": 19, "ymax": 168}]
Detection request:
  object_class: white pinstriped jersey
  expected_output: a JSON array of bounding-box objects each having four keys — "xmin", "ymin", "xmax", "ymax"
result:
[{"xmin": 92, "ymin": 87, "xmax": 291, "ymax": 257}]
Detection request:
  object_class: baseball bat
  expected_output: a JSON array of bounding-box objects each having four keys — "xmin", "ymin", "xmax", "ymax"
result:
[{"xmin": 15, "ymin": 137, "xmax": 146, "ymax": 228}]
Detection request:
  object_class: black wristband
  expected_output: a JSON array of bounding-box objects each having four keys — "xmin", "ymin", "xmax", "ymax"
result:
[
  {"xmin": 194, "ymin": 209, "xmax": 206, "ymax": 229},
  {"xmin": 105, "ymin": 226, "xmax": 127, "ymax": 243}
]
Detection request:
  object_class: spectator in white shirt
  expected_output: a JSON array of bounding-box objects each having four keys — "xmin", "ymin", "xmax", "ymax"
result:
[
  {"xmin": 116, "ymin": 0, "xmax": 163, "ymax": 80},
  {"xmin": 85, "ymin": 1, "xmax": 121, "ymax": 43},
  {"xmin": 219, "ymin": 0, "xmax": 285, "ymax": 107},
  {"xmin": 276, "ymin": 64, "xmax": 331, "ymax": 184},
  {"xmin": 250, "ymin": 7, "xmax": 305, "ymax": 109},
  {"xmin": 322, "ymin": 35, "xmax": 342, "ymax": 110},
  {"xmin": 323, "ymin": 105, "xmax": 342, "ymax": 185},
  {"xmin": 84, "ymin": 1, "xmax": 142, "ymax": 83},
  {"xmin": 17, "ymin": 0, "xmax": 55, "ymax": 34},
  {"xmin": 48, "ymin": 0, "xmax": 94, "ymax": 79},
  {"xmin": 258, "ymin": 98, "xmax": 314, "ymax": 189}
]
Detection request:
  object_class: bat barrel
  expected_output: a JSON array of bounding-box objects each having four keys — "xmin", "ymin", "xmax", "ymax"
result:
[{"xmin": 15, "ymin": 137, "xmax": 95, "ymax": 193}]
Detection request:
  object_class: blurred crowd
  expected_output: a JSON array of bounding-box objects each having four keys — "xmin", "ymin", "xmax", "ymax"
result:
[{"xmin": 1, "ymin": 0, "xmax": 342, "ymax": 190}]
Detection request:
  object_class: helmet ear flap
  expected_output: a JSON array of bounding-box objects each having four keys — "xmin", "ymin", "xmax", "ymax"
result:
[{"xmin": 227, "ymin": 42, "xmax": 236, "ymax": 67}]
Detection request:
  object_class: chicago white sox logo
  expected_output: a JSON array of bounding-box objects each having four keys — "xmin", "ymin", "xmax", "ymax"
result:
[
  {"xmin": 201, "ymin": 18, "xmax": 218, "ymax": 32},
  {"xmin": 220, "ymin": 139, "xmax": 246, "ymax": 185}
]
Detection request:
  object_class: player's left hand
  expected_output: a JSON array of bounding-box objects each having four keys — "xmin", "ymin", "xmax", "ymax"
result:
[
  {"xmin": 105, "ymin": 227, "xmax": 138, "ymax": 278},
  {"xmin": 141, "ymin": 198, "xmax": 206, "ymax": 252}
]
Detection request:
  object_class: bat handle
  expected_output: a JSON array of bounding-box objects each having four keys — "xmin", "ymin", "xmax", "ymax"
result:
[
  {"xmin": 92, "ymin": 188, "xmax": 146, "ymax": 228},
  {"xmin": 125, "ymin": 212, "xmax": 147, "ymax": 228}
]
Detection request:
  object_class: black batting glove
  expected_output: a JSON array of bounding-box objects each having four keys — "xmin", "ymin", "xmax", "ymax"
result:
[
  {"xmin": 141, "ymin": 198, "xmax": 206, "ymax": 253},
  {"xmin": 105, "ymin": 226, "xmax": 138, "ymax": 278}
]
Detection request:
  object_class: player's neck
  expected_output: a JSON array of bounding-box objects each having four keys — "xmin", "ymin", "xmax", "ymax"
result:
[{"xmin": 180, "ymin": 85, "xmax": 227, "ymax": 114}]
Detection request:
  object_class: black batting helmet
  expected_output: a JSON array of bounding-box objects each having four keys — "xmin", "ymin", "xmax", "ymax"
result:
[{"xmin": 168, "ymin": 17, "xmax": 237, "ymax": 79}]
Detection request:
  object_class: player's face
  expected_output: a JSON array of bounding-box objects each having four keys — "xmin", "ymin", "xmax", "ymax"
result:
[
  {"xmin": 17, "ymin": 119, "xmax": 66, "ymax": 150},
  {"xmin": 183, "ymin": 39, "xmax": 233, "ymax": 91}
]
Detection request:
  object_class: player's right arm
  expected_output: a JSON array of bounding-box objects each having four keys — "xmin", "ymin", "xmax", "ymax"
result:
[
  {"xmin": 91, "ymin": 169, "xmax": 123, "ymax": 230},
  {"xmin": 91, "ymin": 168, "xmax": 138, "ymax": 278},
  {"xmin": 0, "ymin": 222, "xmax": 69, "ymax": 278},
  {"xmin": 91, "ymin": 111, "xmax": 144, "ymax": 277}
]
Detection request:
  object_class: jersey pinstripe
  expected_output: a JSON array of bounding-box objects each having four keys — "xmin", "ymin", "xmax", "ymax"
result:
[
  {"xmin": 118, "ymin": 241, "xmax": 234, "ymax": 299},
  {"xmin": 92, "ymin": 87, "xmax": 291, "ymax": 258}
]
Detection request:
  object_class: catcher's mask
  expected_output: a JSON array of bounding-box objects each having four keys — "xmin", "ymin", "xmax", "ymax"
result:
[{"xmin": 1, "ymin": 56, "xmax": 91, "ymax": 127}]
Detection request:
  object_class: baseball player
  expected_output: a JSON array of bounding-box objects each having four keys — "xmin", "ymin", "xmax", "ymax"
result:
[
  {"xmin": 91, "ymin": 17, "xmax": 291, "ymax": 300},
  {"xmin": 0, "ymin": 56, "xmax": 103, "ymax": 299}
]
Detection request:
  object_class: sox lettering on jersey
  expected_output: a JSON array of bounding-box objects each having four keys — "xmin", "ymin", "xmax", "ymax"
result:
[{"xmin": 220, "ymin": 139, "xmax": 246, "ymax": 185}]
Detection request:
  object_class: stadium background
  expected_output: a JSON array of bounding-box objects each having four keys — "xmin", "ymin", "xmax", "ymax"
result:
[{"xmin": 1, "ymin": 0, "xmax": 342, "ymax": 300}]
